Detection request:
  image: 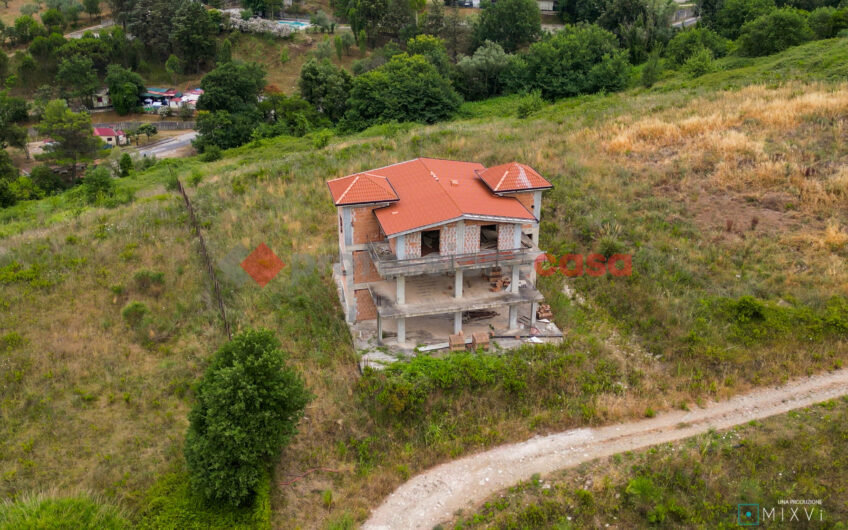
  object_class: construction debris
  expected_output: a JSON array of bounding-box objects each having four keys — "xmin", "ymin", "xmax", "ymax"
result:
[
  {"xmin": 471, "ymin": 332, "xmax": 490, "ymax": 351},
  {"xmin": 536, "ymin": 303, "xmax": 553, "ymax": 320}
]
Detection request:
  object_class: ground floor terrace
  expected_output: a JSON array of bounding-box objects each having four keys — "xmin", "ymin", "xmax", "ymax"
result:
[{"xmin": 333, "ymin": 265, "xmax": 564, "ymax": 367}]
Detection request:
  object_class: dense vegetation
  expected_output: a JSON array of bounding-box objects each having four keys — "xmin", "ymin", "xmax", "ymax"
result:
[
  {"xmin": 456, "ymin": 397, "xmax": 848, "ymax": 528},
  {"xmin": 0, "ymin": 14, "xmax": 847, "ymax": 530},
  {"xmin": 185, "ymin": 329, "xmax": 311, "ymax": 507}
]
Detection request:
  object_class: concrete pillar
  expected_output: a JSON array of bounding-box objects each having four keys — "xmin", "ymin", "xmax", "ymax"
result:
[
  {"xmin": 397, "ymin": 317, "xmax": 406, "ymax": 343},
  {"xmin": 377, "ymin": 314, "xmax": 383, "ymax": 344},
  {"xmin": 454, "ymin": 311, "xmax": 462, "ymax": 334},
  {"xmin": 396, "ymin": 234, "xmax": 406, "ymax": 259},
  {"xmin": 397, "ymin": 275, "xmax": 405, "ymax": 304},
  {"xmin": 511, "ymin": 265, "xmax": 520, "ymax": 293},
  {"xmin": 454, "ymin": 269, "xmax": 463, "ymax": 299},
  {"xmin": 508, "ymin": 305, "xmax": 518, "ymax": 330},
  {"xmin": 530, "ymin": 302, "xmax": 538, "ymax": 329}
]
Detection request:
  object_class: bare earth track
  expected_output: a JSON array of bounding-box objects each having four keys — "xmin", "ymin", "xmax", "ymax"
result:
[{"xmin": 364, "ymin": 368, "xmax": 848, "ymax": 529}]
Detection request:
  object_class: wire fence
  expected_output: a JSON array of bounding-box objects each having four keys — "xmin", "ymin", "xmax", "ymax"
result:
[{"xmin": 176, "ymin": 176, "xmax": 232, "ymax": 340}]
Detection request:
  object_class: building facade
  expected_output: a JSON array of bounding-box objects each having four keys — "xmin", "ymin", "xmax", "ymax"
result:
[{"xmin": 328, "ymin": 158, "xmax": 552, "ymax": 345}]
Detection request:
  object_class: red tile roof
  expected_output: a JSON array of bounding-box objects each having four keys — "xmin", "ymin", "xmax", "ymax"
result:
[
  {"xmin": 327, "ymin": 172, "xmax": 399, "ymax": 206},
  {"xmin": 327, "ymin": 158, "xmax": 547, "ymax": 237},
  {"xmin": 93, "ymin": 127, "xmax": 117, "ymax": 137},
  {"xmin": 477, "ymin": 162, "xmax": 552, "ymax": 193}
]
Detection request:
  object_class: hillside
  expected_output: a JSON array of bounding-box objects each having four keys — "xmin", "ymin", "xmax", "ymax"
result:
[
  {"xmin": 455, "ymin": 396, "xmax": 848, "ymax": 528},
  {"xmin": 1, "ymin": 38, "xmax": 847, "ymax": 528}
]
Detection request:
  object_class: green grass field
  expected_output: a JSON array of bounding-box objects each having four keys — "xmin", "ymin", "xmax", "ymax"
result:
[{"xmin": 0, "ymin": 38, "xmax": 847, "ymax": 528}]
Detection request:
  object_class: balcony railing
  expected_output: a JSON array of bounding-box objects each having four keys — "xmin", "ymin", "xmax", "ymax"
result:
[{"xmin": 368, "ymin": 238, "xmax": 541, "ymax": 277}]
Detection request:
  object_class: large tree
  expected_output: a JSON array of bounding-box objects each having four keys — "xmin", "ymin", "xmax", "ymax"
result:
[
  {"xmin": 184, "ymin": 329, "xmax": 311, "ymax": 506},
  {"xmin": 341, "ymin": 53, "xmax": 462, "ymax": 131},
  {"xmin": 104, "ymin": 64, "xmax": 145, "ymax": 115},
  {"xmin": 127, "ymin": 0, "xmax": 178, "ymax": 60},
  {"xmin": 37, "ymin": 100, "xmax": 100, "ymax": 180},
  {"xmin": 516, "ymin": 24, "xmax": 630, "ymax": 100},
  {"xmin": 737, "ymin": 7, "xmax": 813, "ymax": 56},
  {"xmin": 56, "ymin": 55, "xmax": 99, "ymax": 106},
  {"xmin": 455, "ymin": 40, "xmax": 511, "ymax": 100},
  {"xmin": 472, "ymin": 0, "xmax": 541, "ymax": 52},
  {"xmin": 298, "ymin": 59, "xmax": 352, "ymax": 122},
  {"xmin": 171, "ymin": 0, "xmax": 217, "ymax": 73},
  {"xmin": 197, "ymin": 61, "xmax": 267, "ymax": 113}
]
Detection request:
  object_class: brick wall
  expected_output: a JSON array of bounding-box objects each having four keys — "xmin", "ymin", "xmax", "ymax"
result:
[
  {"xmin": 440, "ymin": 223, "xmax": 458, "ymax": 255},
  {"xmin": 354, "ymin": 289, "xmax": 377, "ymax": 321},
  {"xmin": 351, "ymin": 206, "xmax": 383, "ymax": 244},
  {"xmin": 498, "ymin": 223, "xmax": 515, "ymax": 250},
  {"xmin": 405, "ymin": 231, "xmax": 421, "ymax": 258},
  {"xmin": 353, "ymin": 250, "xmax": 381, "ymax": 283},
  {"xmin": 389, "ymin": 237, "xmax": 397, "ymax": 255},
  {"xmin": 463, "ymin": 223, "xmax": 480, "ymax": 253}
]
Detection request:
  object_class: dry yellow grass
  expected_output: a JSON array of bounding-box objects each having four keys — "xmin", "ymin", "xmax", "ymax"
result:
[{"xmin": 600, "ymin": 84, "xmax": 848, "ymax": 214}]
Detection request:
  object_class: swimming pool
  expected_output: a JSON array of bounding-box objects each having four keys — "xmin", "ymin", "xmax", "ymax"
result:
[{"xmin": 278, "ymin": 20, "xmax": 310, "ymax": 29}]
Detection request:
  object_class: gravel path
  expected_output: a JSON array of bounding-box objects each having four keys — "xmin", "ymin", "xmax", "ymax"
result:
[{"xmin": 364, "ymin": 368, "xmax": 848, "ymax": 529}]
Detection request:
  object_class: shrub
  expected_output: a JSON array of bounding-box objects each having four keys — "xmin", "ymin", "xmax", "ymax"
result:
[
  {"xmin": 683, "ymin": 47, "xmax": 716, "ymax": 78},
  {"xmin": 133, "ymin": 269, "xmax": 165, "ymax": 293},
  {"xmin": 200, "ymin": 144, "xmax": 222, "ymax": 162},
  {"xmin": 82, "ymin": 166, "xmax": 115, "ymax": 204},
  {"xmin": 664, "ymin": 27, "xmax": 730, "ymax": 65},
  {"xmin": 118, "ymin": 153, "xmax": 133, "ymax": 177},
  {"xmin": 121, "ymin": 301, "xmax": 149, "ymax": 328},
  {"xmin": 737, "ymin": 8, "xmax": 814, "ymax": 57},
  {"xmin": 640, "ymin": 48, "xmax": 662, "ymax": 88},
  {"xmin": 29, "ymin": 165, "xmax": 64, "ymax": 193},
  {"xmin": 312, "ymin": 128, "xmax": 333, "ymax": 149},
  {"xmin": 184, "ymin": 329, "xmax": 312, "ymax": 506},
  {"xmin": 516, "ymin": 90, "xmax": 543, "ymax": 118}
]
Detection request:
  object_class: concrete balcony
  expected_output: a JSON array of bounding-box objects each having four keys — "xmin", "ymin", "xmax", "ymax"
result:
[
  {"xmin": 367, "ymin": 270, "xmax": 542, "ymax": 320},
  {"xmin": 368, "ymin": 236, "xmax": 542, "ymax": 278}
]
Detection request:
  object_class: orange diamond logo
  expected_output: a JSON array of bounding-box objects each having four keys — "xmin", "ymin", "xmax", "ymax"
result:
[{"xmin": 240, "ymin": 243, "xmax": 284, "ymax": 287}]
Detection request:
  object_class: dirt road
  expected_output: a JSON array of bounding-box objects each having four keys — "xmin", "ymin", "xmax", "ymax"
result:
[{"xmin": 363, "ymin": 368, "xmax": 848, "ymax": 529}]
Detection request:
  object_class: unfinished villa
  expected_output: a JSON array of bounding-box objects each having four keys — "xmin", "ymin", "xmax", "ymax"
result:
[{"xmin": 328, "ymin": 157, "xmax": 562, "ymax": 353}]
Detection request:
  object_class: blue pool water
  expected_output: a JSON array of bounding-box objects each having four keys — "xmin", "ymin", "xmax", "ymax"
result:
[{"xmin": 278, "ymin": 20, "xmax": 310, "ymax": 28}]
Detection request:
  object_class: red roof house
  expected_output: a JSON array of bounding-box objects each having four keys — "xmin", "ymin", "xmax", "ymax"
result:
[{"xmin": 328, "ymin": 158, "xmax": 553, "ymax": 344}]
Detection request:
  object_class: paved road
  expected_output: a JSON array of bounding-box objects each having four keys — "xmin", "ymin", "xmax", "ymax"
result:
[
  {"xmin": 135, "ymin": 131, "xmax": 197, "ymax": 158},
  {"xmin": 66, "ymin": 19, "xmax": 115, "ymax": 39},
  {"xmin": 364, "ymin": 367, "xmax": 848, "ymax": 529}
]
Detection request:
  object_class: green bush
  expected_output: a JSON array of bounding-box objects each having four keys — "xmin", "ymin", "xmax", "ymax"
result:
[
  {"xmin": 514, "ymin": 24, "xmax": 630, "ymax": 100},
  {"xmin": 737, "ymin": 8, "xmax": 814, "ymax": 57},
  {"xmin": 341, "ymin": 54, "xmax": 462, "ymax": 132},
  {"xmin": 184, "ymin": 329, "xmax": 312, "ymax": 507},
  {"xmin": 138, "ymin": 465, "xmax": 270, "ymax": 529},
  {"xmin": 664, "ymin": 27, "xmax": 730, "ymax": 65},
  {"xmin": 118, "ymin": 153, "xmax": 133, "ymax": 177},
  {"xmin": 200, "ymin": 144, "xmax": 222, "ymax": 162},
  {"xmin": 682, "ymin": 47, "xmax": 716, "ymax": 78},
  {"xmin": 516, "ymin": 90, "xmax": 543, "ymax": 118},
  {"xmin": 133, "ymin": 269, "xmax": 165, "ymax": 293},
  {"xmin": 121, "ymin": 301, "xmax": 149, "ymax": 328},
  {"xmin": 82, "ymin": 166, "xmax": 115, "ymax": 204}
]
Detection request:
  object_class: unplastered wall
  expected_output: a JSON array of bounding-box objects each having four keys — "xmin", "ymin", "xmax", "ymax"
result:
[{"xmin": 351, "ymin": 206, "xmax": 382, "ymax": 244}]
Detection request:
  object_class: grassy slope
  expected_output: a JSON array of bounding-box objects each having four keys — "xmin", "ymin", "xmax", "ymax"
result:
[
  {"xmin": 455, "ymin": 397, "xmax": 848, "ymax": 528},
  {"xmin": 0, "ymin": 38, "xmax": 846, "ymax": 528}
]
